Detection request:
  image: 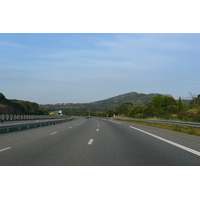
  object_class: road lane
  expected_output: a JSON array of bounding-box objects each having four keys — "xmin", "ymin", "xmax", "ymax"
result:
[
  {"xmin": 0, "ymin": 117, "xmax": 200, "ymax": 166},
  {"xmin": 118, "ymin": 119, "xmax": 200, "ymax": 153},
  {"xmin": 129, "ymin": 125, "xmax": 200, "ymax": 157},
  {"xmin": 78, "ymin": 118, "xmax": 200, "ymax": 165},
  {"xmin": 0, "ymin": 117, "xmax": 98, "ymax": 165}
]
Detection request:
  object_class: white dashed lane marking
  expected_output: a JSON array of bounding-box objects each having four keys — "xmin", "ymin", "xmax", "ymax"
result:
[
  {"xmin": 88, "ymin": 139, "xmax": 94, "ymax": 145},
  {"xmin": 50, "ymin": 132, "xmax": 57, "ymax": 135}
]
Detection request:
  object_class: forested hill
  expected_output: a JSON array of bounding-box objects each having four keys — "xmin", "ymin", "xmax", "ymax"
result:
[
  {"xmin": 42, "ymin": 92, "xmax": 172, "ymax": 111},
  {"xmin": 91, "ymin": 92, "xmax": 172, "ymax": 109},
  {"xmin": 0, "ymin": 93, "xmax": 48, "ymax": 115}
]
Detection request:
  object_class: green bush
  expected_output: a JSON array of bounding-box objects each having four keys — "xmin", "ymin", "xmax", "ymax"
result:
[
  {"xmin": 194, "ymin": 111, "xmax": 200, "ymax": 122},
  {"xmin": 188, "ymin": 128, "xmax": 197, "ymax": 135},
  {"xmin": 134, "ymin": 113, "xmax": 145, "ymax": 119},
  {"xmin": 173, "ymin": 126, "xmax": 181, "ymax": 132}
]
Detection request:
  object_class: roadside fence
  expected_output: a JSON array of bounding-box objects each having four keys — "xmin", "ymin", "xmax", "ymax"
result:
[
  {"xmin": 0, "ymin": 114, "xmax": 66, "ymax": 122},
  {"xmin": 114, "ymin": 118, "xmax": 200, "ymax": 129},
  {"xmin": 0, "ymin": 114, "xmax": 74, "ymax": 134}
]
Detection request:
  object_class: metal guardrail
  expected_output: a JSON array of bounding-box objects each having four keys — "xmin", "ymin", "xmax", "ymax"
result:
[
  {"xmin": 0, "ymin": 114, "xmax": 66, "ymax": 121},
  {"xmin": 114, "ymin": 118, "xmax": 200, "ymax": 128},
  {"xmin": 0, "ymin": 117, "xmax": 74, "ymax": 134}
]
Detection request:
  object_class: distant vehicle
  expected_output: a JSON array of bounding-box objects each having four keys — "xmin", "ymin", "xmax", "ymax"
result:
[{"xmin": 85, "ymin": 115, "xmax": 92, "ymax": 119}]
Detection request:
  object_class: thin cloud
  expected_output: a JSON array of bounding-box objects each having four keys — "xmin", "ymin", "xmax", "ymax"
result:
[
  {"xmin": 0, "ymin": 40, "xmax": 30, "ymax": 49},
  {"xmin": 1, "ymin": 33, "xmax": 200, "ymax": 103}
]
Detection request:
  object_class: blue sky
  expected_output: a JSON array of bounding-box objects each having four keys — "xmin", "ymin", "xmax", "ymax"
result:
[{"xmin": 1, "ymin": 33, "xmax": 200, "ymax": 104}]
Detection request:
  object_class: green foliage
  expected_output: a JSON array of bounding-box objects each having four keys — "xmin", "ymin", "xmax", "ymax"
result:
[
  {"xmin": 0, "ymin": 92, "xmax": 48, "ymax": 115},
  {"xmin": 36, "ymin": 107, "xmax": 49, "ymax": 115},
  {"xmin": 163, "ymin": 96, "xmax": 177, "ymax": 107},
  {"xmin": 178, "ymin": 111, "xmax": 196, "ymax": 121},
  {"xmin": 152, "ymin": 95, "xmax": 165, "ymax": 109},
  {"xmin": 143, "ymin": 102, "xmax": 154, "ymax": 117},
  {"xmin": 128, "ymin": 105, "xmax": 146, "ymax": 118},
  {"xmin": 0, "ymin": 93, "xmax": 6, "ymax": 102},
  {"xmin": 153, "ymin": 109, "xmax": 165, "ymax": 118},
  {"xmin": 106, "ymin": 109, "xmax": 116, "ymax": 117},
  {"xmin": 166, "ymin": 105, "xmax": 178, "ymax": 114},
  {"xmin": 91, "ymin": 94, "xmax": 197, "ymax": 121},
  {"xmin": 151, "ymin": 95, "xmax": 177, "ymax": 118},
  {"xmin": 177, "ymin": 97, "xmax": 183, "ymax": 113},
  {"xmin": 100, "ymin": 95, "xmax": 180, "ymax": 120},
  {"xmin": 194, "ymin": 110, "xmax": 200, "ymax": 122},
  {"xmin": 43, "ymin": 92, "xmax": 167, "ymax": 112},
  {"xmin": 92, "ymin": 111, "xmax": 106, "ymax": 117},
  {"xmin": 11, "ymin": 100, "xmax": 40, "ymax": 114},
  {"xmin": 152, "ymin": 95, "xmax": 177, "ymax": 110},
  {"xmin": 173, "ymin": 126, "xmax": 182, "ymax": 132},
  {"xmin": 115, "ymin": 102, "xmax": 133, "ymax": 116},
  {"xmin": 190, "ymin": 94, "xmax": 200, "ymax": 108},
  {"xmin": 188, "ymin": 128, "xmax": 197, "ymax": 135}
]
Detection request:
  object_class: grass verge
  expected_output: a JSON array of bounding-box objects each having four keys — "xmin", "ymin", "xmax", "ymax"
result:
[{"xmin": 125, "ymin": 120, "xmax": 200, "ymax": 136}]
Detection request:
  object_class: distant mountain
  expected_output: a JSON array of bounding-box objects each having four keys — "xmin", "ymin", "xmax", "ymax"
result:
[
  {"xmin": 42, "ymin": 92, "xmax": 172, "ymax": 111},
  {"xmin": 89, "ymin": 92, "xmax": 172, "ymax": 109}
]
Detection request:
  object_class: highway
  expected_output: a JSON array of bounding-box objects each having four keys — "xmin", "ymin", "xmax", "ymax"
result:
[{"xmin": 0, "ymin": 117, "xmax": 200, "ymax": 166}]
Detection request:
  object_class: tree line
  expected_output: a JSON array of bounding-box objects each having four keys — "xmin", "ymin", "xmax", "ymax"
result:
[
  {"xmin": 100, "ymin": 95, "xmax": 200, "ymax": 122},
  {"xmin": 0, "ymin": 93, "xmax": 48, "ymax": 115},
  {"xmin": 61, "ymin": 94, "xmax": 200, "ymax": 122}
]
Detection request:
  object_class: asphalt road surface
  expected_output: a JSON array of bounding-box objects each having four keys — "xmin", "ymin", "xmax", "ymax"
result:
[{"xmin": 0, "ymin": 117, "xmax": 200, "ymax": 166}]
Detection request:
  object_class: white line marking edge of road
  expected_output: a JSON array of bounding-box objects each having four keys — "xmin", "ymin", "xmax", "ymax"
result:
[
  {"xmin": 129, "ymin": 126, "xmax": 200, "ymax": 157},
  {"xmin": 0, "ymin": 147, "xmax": 11, "ymax": 152}
]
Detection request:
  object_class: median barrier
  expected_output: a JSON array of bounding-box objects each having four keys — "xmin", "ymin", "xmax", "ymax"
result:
[
  {"xmin": 0, "ymin": 114, "xmax": 68, "ymax": 122},
  {"xmin": 0, "ymin": 117, "xmax": 73, "ymax": 135}
]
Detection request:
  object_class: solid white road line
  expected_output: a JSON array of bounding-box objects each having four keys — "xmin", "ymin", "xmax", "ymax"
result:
[
  {"xmin": 129, "ymin": 126, "xmax": 200, "ymax": 157},
  {"xmin": 0, "ymin": 147, "xmax": 11, "ymax": 152},
  {"xmin": 50, "ymin": 132, "xmax": 57, "ymax": 135},
  {"xmin": 88, "ymin": 139, "xmax": 94, "ymax": 145}
]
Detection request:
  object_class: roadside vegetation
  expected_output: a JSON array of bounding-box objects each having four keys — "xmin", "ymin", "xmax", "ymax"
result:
[
  {"xmin": 61, "ymin": 94, "xmax": 200, "ymax": 123},
  {"xmin": 2, "ymin": 90, "xmax": 200, "ymax": 127},
  {"xmin": 126, "ymin": 120, "xmax": 200, "ymax": 136},
  {"xmin": 101, "ymin": 94, "xmax": 200, "ymax": 122},
  {"xmin": 0, "ymin": 93, "xmax": 48, "ymax": 115},
  {"xmin": 97, "ymin": 93, "xmax": 200, "ymax": 136}
]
